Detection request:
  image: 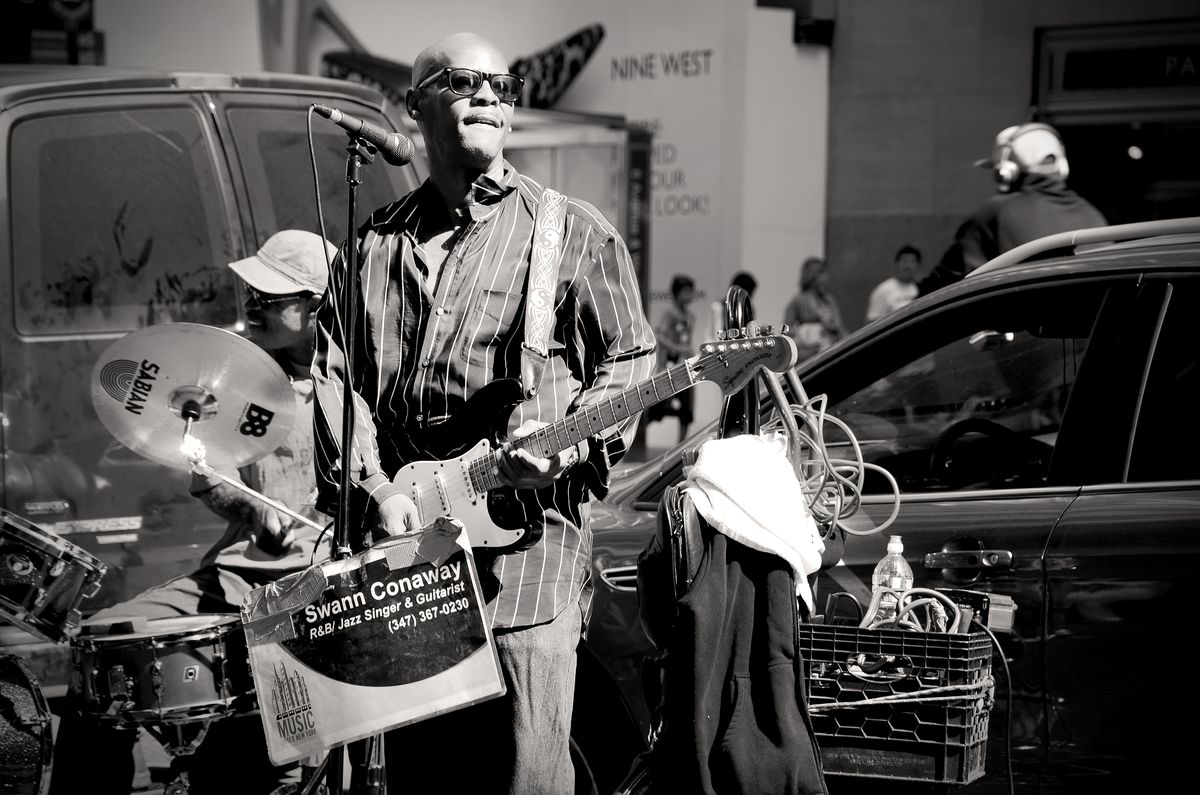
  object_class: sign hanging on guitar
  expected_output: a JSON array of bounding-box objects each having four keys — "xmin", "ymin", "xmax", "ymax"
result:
[{"xmin": 394, "ymin": 330, "xmax": 798, "ymax": 552}]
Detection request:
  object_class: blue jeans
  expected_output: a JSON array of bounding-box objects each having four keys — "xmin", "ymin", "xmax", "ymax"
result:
[{"xmin": 384, "ymin": 601, "xmax": 583, "ymax": 794}]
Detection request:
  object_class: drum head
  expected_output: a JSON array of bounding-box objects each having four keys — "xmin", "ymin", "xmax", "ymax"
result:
[
  {"xmin": 1, "ymin": 509, "xmax": 107, "ymax": 643},
  {"xmin": 79, "ymin": 614, "xmax": 240, "ymax": 644},
  {"xmin": 72, "ymin": 613, "xmax": 253, "ymax": 725},
  {"xmin": 1, "ymin": 507, "xmax": 97, "ymax": 564}
]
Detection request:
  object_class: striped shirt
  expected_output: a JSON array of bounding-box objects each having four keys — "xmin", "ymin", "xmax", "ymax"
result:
[{"xmin": 311, "ymin": 163, "xmax": 656, "ymax": 629}]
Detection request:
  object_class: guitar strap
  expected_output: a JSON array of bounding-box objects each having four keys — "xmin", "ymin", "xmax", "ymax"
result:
[{"xmin": 520, "ymin": 186, "xmax": 568, "ymax": 398}]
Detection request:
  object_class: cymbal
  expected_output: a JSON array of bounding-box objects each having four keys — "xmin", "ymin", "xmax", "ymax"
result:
[{"xmin": 91, "ymin": 323, "xmax": 296, "ymax": 471}]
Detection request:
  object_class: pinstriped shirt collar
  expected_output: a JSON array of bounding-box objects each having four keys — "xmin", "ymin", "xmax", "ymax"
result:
[
  {"xmin": 407, "ymin": 164, "xmax": 519, "ymax": 236},
  {"xmin": 463, "ymin": 166, "xmax": 518, "ymax": 221}
]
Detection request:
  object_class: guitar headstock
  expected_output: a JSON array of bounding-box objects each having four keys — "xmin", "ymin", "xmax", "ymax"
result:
[{"xmin": 693, "ymin": 326, "xmax": 798, "ymax": 395}]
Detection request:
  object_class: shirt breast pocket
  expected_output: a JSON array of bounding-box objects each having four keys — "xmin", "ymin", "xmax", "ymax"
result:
[{"xmin": 459, "ymin": 288, "xmax": 524, "ymax": 363}]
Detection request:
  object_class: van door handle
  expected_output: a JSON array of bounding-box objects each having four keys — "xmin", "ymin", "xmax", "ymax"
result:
[{"xmin": 923, "ymin": 550, "xmax": 1013, "ymax": 570}]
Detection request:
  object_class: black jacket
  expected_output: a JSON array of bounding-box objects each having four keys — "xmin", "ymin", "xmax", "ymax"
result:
[
  {"xmin": 920, "ymin": 174, "xmax": 1107, "ymax": 295},
  {"xmin": 635, "ymin": 486, "xmax": 828, "ymax": 795}
]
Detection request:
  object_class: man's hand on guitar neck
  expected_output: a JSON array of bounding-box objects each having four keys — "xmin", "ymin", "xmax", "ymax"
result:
[{"xmin": 496, "ymin": 420, "xmax": 584, "ymax": 490}]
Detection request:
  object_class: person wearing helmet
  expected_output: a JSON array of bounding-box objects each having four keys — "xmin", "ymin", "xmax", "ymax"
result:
[{"xmin": 919, "ymin": 122, "xmax": 1107, "ymax": 295}]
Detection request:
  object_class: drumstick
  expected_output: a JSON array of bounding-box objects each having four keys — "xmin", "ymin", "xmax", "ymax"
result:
[
  {"xmin": 181, "ymin": 432, "xmax": 324, "ymax": 531},
  {"xmin": 191, "ymin": 463, "xmax": 325, "ymax": 531}
]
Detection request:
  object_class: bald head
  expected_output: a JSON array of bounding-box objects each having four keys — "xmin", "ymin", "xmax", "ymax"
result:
[
  {"xmin": 406, "ymin": 31, "xmax": 516, "ymax": 191},
  {"xmin": 412, "ymin": 32, "xmax": 509, "ymax": 87}
]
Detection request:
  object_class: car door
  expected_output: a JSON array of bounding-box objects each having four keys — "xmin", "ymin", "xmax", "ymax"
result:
[
  {"xmin": 1042, "ymin": 271, "xmax": 1200, "ymax": 789},
  {"xmin": 801, "ymin": 273, "xmax": 1141, "ymax": 788}
]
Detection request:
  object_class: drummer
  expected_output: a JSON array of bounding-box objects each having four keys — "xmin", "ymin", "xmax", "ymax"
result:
[{"xmin": 49, "ymin": 230, "xmax": 336, "ymax": 795}]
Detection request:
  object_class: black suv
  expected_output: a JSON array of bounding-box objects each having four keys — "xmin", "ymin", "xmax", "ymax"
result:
[{"xmin": 586, "ymin": 217, "xmax": 1200, "ymax": 791}]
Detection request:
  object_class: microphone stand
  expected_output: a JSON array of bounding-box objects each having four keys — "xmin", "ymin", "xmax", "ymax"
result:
[{"xmin": 328, "ymin": 136, "xmax": 386, "ymax": 795}]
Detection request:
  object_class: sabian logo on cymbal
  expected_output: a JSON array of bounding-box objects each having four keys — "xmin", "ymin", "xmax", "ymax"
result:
[{"xmin": 100, "ymin": 359, "xmax": 160, "ymax": 415}]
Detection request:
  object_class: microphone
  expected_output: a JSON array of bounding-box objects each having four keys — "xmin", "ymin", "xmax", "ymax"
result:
[{"xmin": 312, "ymin": 104, "xmax": 415, "ymax": 166}]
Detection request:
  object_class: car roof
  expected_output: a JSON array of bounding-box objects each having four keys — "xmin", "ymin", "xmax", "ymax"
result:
[
  {"xmin": 608, "ymin": 217, "xmax": 1200, "ymax": 504},
  {"xmin": 804, "ymin": 216, "xmax": 1200, "ymax": 369},
  {"xmin": 0, "ymin": 64, "xmax": 386, "ymax": 111},
  {"xmin": 968, "ymin": 216, "xmax": 1200, "ymax": 279}
]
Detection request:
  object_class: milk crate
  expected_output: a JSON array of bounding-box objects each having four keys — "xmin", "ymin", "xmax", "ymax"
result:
[{"xmin": 797, "ymin": 624, "xmax": 994, "ymax": 785}]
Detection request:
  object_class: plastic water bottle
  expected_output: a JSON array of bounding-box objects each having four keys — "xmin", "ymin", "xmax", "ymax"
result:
[{"xmin": 871, "ymin": 535, "xmax": 914, "ymax": 626}]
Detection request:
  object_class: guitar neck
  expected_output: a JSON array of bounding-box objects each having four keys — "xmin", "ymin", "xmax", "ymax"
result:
[{"xmin": 468, "ymin": 361, "xmax": 695, "ymax": 493}]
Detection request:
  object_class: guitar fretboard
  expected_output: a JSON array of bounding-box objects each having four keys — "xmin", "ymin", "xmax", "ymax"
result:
[{"xmin": 467, "ymin": 361, "xmax": 695, "ymax": 493}]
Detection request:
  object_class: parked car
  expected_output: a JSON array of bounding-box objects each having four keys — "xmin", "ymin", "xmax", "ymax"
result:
[{"xmin": 585, "ymin": 217, "xmax": 1200, "ymax": 792}]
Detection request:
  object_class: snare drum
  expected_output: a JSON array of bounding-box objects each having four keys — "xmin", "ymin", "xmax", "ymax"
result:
[
  {"xmin": 0, "ymin": 507, "xmax": 107, "ymax": 643},
  {"xmin": 73, "ymin": 614, "xmax": 255, "ymax": 725},
  {"xmin": 0, "ymin": 653, "xmax": 53, "ymax": 795}
]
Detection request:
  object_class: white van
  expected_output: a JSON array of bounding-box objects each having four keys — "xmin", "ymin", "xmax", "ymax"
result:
[{"xmin": 0, "ymin": 65, "xmax": 419, "ymax": 682}]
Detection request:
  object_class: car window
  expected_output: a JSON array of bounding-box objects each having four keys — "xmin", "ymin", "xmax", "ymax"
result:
[
  {"xmin": 226, "ymin": 107, "xmax": 417, "ymax": 246},
  {"xmin": 10, "ymin": 107, "xmax": 238, "ymax": 335},
  {"xmin": 819, "ymin": 282, "xmax": 1108, "ymax": 494},
  {"xmin": 1129, "ymin": 279, "xmax": 1200, "ymax": 482}
]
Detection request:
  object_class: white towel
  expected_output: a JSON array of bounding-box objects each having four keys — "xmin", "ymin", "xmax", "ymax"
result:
[{"xmin": 684, "ymin": 432, "xmax": 824, "ymax": 612}]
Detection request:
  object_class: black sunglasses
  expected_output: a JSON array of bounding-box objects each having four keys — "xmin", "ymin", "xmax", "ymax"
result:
[
  {"xmin": 245, "ymin": 286, "xmax": 310, "ymax": 306},
  {"xmin": 415, "ymin": 67, "xmax": 524, "ymax": 104}
]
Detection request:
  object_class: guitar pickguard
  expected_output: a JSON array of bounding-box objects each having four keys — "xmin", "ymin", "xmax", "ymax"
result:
[{"xmin": 391, "ymin": 438, "xmax": 531, "ymax": 551}]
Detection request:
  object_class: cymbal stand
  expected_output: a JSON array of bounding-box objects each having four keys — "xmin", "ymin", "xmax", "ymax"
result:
[{"xmin": 300, "ymin": 754, "xmax": 333, "ymax": 795}]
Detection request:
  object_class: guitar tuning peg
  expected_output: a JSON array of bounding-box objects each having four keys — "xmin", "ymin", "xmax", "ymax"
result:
[
  {"xmin": 716, "ymin": 329, "xmax": 726, "ymax": 341},
  {"xmin": 764, "ymin": 324, "xmax": 774, "ymax": 334},
  {"xmin": 726, "ymin": 328, "xmax": 741, "ymax": 339}
]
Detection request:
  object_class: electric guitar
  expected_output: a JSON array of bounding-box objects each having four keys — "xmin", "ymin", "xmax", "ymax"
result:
[{"xmin": 393, "ymin": 330, "xmax": 797, "ymax": 552}]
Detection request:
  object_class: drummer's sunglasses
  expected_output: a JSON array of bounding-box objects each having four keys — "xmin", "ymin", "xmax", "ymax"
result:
[
  {"xmin": 415, "ymin": 67, "xmax": 524, "ymax": 104},
  {"xmin": 245, "ymin": 286, "xmax": 310, "ymax": 306}
]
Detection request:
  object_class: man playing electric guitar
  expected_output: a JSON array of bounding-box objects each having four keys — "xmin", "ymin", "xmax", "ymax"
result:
[
  {"xmin": 311, "ymin": 32, "xmax": 657, "ymax": 793},
  {"xmin": 386, "ymin": 332, "xmax": 800, "ymax": 552}
]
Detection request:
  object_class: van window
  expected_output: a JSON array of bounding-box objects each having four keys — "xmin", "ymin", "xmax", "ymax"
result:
[
  {"xmin": 9, "ymin": 107, "xmax": 238, "ymax": 335},
  {"xmin": 226, "ymin": 107, "xmax": 416, "ymax": 246}
]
